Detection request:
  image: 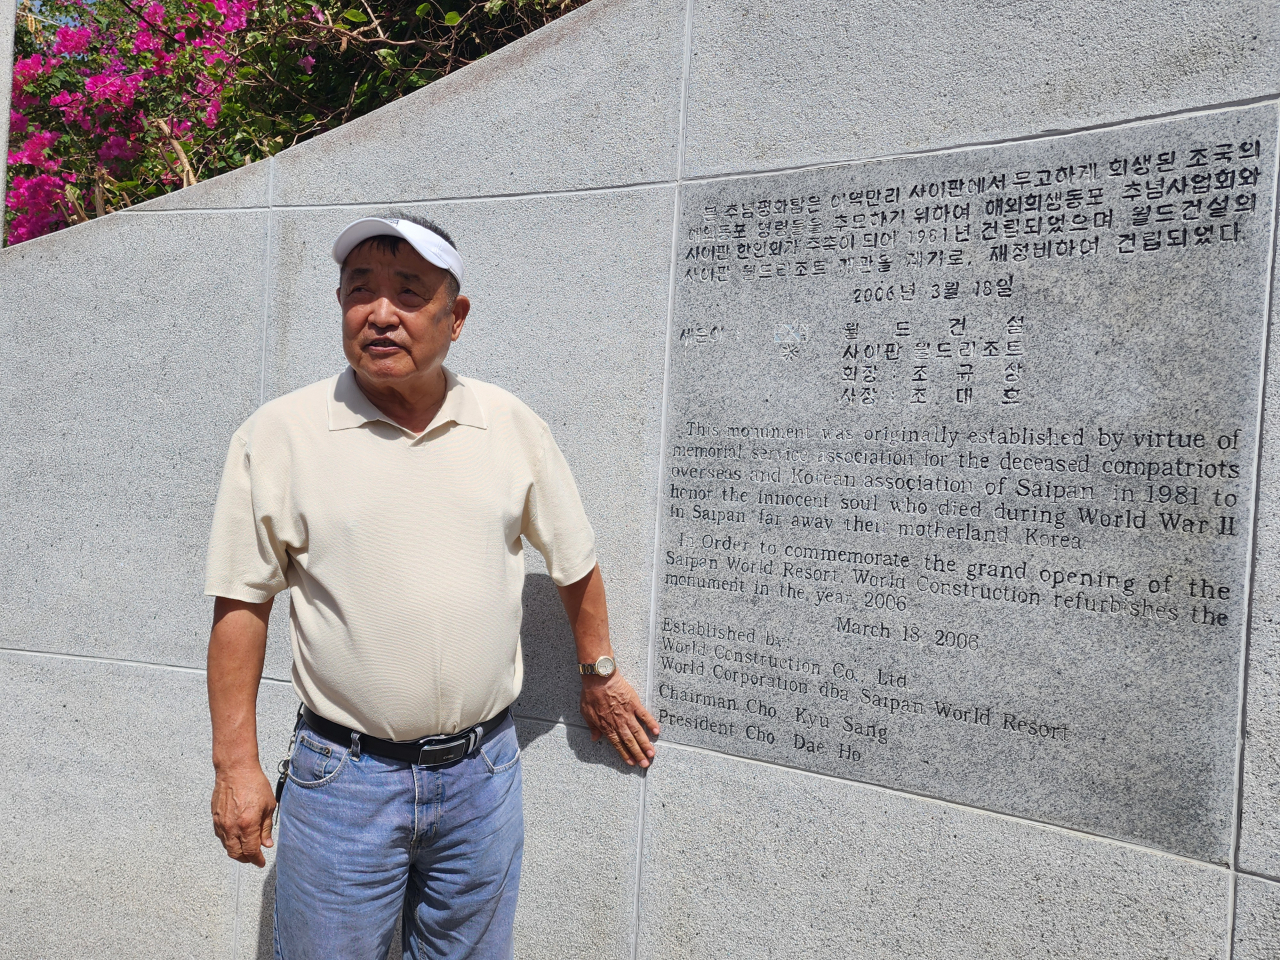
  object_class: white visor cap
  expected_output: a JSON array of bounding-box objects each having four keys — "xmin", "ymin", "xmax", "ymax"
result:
[{"xmin": 331, "ymin": 217, "xmax": 465, "ymax": 290}]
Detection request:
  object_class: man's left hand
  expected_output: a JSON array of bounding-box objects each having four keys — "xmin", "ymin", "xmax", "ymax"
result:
[{"xmin": 579, "ymin": 673, "xmax": 659, "ymax": 768}]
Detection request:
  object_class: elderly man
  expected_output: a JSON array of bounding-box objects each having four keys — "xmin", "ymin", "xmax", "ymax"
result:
[{"xmin": 204, "ymin": 214, "xmax": 658, "ymax": 959}]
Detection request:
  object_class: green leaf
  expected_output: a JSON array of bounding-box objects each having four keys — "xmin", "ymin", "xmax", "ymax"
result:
[
  {"xmin": 443, "ymin": 10, "xmax": 462, "ymax": 24},
  {"xmin": 415, "ymin": 3, "xmax": 432, "ymax": 15},
  {"xmin": 342, "ymin": 9, "xmax": 369, "ymax": 22}
]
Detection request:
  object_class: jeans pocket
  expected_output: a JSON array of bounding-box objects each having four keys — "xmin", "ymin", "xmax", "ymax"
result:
[
  {"xmin": 480, "ymin": 723, "xmax": 520, "ymax": 775},
  {"xmin": 286, "ymin": 732, "xmax": 349, "ymax": 788}
]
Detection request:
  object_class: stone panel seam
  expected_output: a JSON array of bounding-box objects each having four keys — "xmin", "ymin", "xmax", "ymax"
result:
[
  {"xmin": 1237, "ymin": 866, "xmax": 1280, "ymax": 888},
  {"xmin": 241, "ymin": 148, "xmax": 272, "ymax": 960},
  {"xmin": 1228, "ymin": 100, "xmax": 1280, "ymax": 960},
  {"xmin": 631, "ymin": 1, "xmax": 695, "ymax": 955},
  {"xmin": 1228, "ymin": 871, "xmax": 1240, "ymax": 960},
  {"xmin": 0, "ymin": 0, "xmax": 14, "ymax": 246},
  {"xmin": 104, "ymin": 96, "xmax": 1280, "ymax": 227},
  {"xmin": 511, "ymin": 712, "xmax": 654, "ymax": 772},
  {"xmin": 115, "ymin": 180, "xmax": 676, "ymax": 216},
  {"xmin": 660, "ymin": 740, "xmax": 1233, "ymax": 874},
  {"xmin": 683, "ymin": 93, "xmax": 1280, "ymax": 185},
  {"xmin": 512, "ymin": 710, "xmax": 589, "ymax": 731},
  {"xmin": 260, "ymin": 157, "xmax": 277, "ymax": 406},
  {"xmin": 0, "ymin": 645, "xmax": 295, "ymax": 686},
  {"xmin": 510, "ymin": 713, "xmax": 572, "ymax": 734},
  {"xmin": 229, "ymin": 863, "xmax": 243, "ymax": 960},
  {"xmin": 0, "ymin": 645, "xmax": 208, "ymax": 675}
]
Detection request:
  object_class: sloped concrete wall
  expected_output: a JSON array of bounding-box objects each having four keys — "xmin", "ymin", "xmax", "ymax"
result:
[
  {"xmin": 2, "ymin": 0, "xmax": 1280, "ymax": 956},
  {"xmin": 1, "ymin": 0, "xmax": 15, "ymax": 220}
]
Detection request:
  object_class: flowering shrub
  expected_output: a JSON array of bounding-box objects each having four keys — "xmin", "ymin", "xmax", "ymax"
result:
[
  {"xmin": 7, "ymin": 1, "xmax": 262, "ymax": 242},
  {"xmin": 6, "ymin": 0, "xmax": 585, "ymax": 244}
]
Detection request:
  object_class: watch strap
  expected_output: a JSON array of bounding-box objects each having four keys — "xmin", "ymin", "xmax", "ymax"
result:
[{"xmin": 579, "ymin": 656, "xmax": 616, "ymax": 676}]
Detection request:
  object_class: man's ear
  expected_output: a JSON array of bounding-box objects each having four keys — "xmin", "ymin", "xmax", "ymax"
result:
[
  {"xmin": 451, "ymin": 295, "xmax": 471, "ymax": 341},
  {"xmin": 335, "ymin": 287, "xmax": 342, "ymax": 305}
]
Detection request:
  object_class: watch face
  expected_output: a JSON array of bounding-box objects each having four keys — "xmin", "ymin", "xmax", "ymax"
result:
[{"xmin": 597, "ymin": 656, "xmax": 616, "ymax": 677}]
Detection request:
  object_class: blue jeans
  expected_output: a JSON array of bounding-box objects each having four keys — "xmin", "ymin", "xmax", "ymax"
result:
[{"xmin": 273, "ymin": 712, "xmax": 524, "ymax": 960}]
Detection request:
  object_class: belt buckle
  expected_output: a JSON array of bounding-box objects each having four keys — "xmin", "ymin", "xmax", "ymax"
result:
[{"xmin": 415, "ymin": 728, "xmax": 478, "ymax": 768}]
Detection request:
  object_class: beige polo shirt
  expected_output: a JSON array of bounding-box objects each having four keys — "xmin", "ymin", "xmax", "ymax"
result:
[{"xmin": 205, "ymin": 366, "xmax": 597, "ymax": 739}]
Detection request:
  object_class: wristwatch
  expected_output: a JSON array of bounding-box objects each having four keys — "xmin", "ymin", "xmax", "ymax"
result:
[{"xmin": 579, "ymin": 655, "xmax": 616, "ymax": 678}]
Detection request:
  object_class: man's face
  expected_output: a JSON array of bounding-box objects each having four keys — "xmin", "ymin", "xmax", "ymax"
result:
[{"xmin": 338, "ymin": 240, "xmax": 470, "ymax": 389}]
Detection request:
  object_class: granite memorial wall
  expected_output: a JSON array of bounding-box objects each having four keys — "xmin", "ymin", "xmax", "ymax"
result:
[
  {"xmin": 658, "ymin": 107, "xmax": 1275, "ymax": 862},
  {"xmin": 2, "ymin": 0, "xmax": 1280, "ymax": 957}
]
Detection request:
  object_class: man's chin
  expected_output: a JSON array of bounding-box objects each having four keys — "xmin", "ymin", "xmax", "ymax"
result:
[{"xmin": 356, "ymin": 356, "xmax": 416, "ymax": 380}]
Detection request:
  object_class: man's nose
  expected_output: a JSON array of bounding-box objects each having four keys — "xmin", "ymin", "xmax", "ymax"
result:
[{"xmin": 368, "ymin": 298, "xmax": 400, "ymax": 329}]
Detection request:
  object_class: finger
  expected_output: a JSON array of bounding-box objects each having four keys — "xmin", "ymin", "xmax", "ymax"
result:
[
  {"xmin": 628, "ymin": 717, "xmax": 656, "ymax": 758},
  {"xmin": 580, "ymin": 708, "xmax": 603, "ymax": 741},
  {"xmin": 605, "ymin": 728, "xmax": 634, "ymax": 766},
  {"xmin": 581, "ymin": 710, "xmax": 603, "ymax": 739},
  {"xmin": 222, "ymin": 834, "xmax": 244, "ymax": 861},
  {"xmin": 613, "ymin": 723, "xmax": 646, "ymax": 768},
  {"xmin": 236, "ymin": 821, "xmax": 263, "ymax": 862},
  {"xmin": 233, "ymin": 848, "xmax": 266, "ymax": 868},
  {"xmin": 260, "ymin": 805, "xmax": 275, "ymax": 850},
  {"xmin": 636, "ymin": 703, "xmax": 661, "ymax": 735}
]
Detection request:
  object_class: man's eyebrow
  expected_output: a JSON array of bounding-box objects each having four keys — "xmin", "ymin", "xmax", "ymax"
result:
[
  {"xmin": 392, "ymin": 269, "xmax": 427, "ymax": 283},
  {"xmin": 344, "ymin": 267, "xmax": 373, "ymax": 280}
]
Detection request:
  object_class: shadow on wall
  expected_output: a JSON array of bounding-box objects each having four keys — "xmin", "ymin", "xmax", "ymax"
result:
[
  {"xmin": 514, "ymin": 573, "xmax": 650, "ymax": 772},
  {"xmin": 515, "ymin": 571, "xmax": 582, "ymax": 723},
  {"xmin": 250, "ymin": 573, "xmax": 640, "ymax": 957},
  {"xmin": 255, "ymin": 864, "xmax": 276, "ymax": 960}
]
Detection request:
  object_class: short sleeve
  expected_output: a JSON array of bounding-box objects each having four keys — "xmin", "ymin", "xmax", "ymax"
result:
[
  {"xmin": 204, "ymin": 431, "xmax": 289, "ymax": 602},
  {"xmin": 521, "ymin": 425, "xmax": 597, "ymax": 586}
]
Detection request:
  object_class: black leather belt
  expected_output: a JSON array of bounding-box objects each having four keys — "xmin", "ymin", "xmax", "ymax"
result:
[{"xmin": 301, "ymin": 705, "xmax": 510, "ymax": 768}]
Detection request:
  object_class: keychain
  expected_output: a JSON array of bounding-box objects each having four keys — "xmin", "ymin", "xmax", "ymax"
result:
[{"xmin": 273, "ymin": 704, "xmax": 304, "ymax": 826}]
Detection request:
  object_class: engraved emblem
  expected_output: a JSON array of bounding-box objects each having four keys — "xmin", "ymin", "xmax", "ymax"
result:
[{"xmin": 774, "ymin": 322, "xmax": 809, "ymax": 360}]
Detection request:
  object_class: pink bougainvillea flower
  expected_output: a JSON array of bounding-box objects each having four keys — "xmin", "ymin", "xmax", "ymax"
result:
[
  {"xmin": 213, "ymin": 0, "xmax": 252, "ymax": 30},
  {"xmin": 133, "ymin": 24, "xmax": 164, "ymax": 55},
  {"xmin": 52, "ymin": 26, "xmax": 94, "ymax": 57},
  {"xmin": 12, "ymin": 55, "xmax": 50, "ymax": 91},
  {"xmin": 49, "ymin": 89, "xmax": 89, "ymax": 127},
  {"xmin": 299, "ymin": 55, "xmax": 315, "ymax": 74},
  {"xmin": 84, "ymin": 73, "xmax": 146, "ymax": 108},
  {"xmin": 8, "ymin": 130, "xmax": 62, "ymax": 172},
  {"xmin": 5, "ymin": 167, "xmax": 73, "ymax": 240},
  {"xmin": 5, "ymin": 0, "xmax": 262, "ymax": 244},
  {"xmin": 99, "ymin": 135, "xmax": 139, "ymax": 162}
]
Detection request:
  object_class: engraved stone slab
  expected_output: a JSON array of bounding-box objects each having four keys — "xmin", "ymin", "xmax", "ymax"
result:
[{"xmin": 654, "ymin": 105, "xmax": 1278, "ymax": 861}]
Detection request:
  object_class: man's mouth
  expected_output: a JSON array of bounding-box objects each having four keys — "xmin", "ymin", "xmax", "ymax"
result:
[{"xmin": 366, "ymin": 337, "xmax": 402, "ymax": 352}]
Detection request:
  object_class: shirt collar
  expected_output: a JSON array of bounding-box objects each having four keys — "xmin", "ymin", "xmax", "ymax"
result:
[{"xmin": 328, "ymin": 366, "xmax": 487, "ymax": 436}]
